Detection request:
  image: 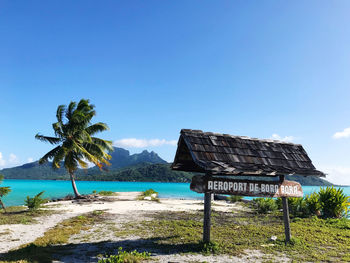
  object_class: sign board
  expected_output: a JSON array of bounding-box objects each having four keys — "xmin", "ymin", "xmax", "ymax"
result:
[{"xmin": 190, "ymin": 175, "xmax": 303, "ymax": 198}]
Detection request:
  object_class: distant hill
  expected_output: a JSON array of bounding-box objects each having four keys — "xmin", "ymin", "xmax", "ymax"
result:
[
  {"xmin": 0, "ymin": 147, "xmax": 332, "ymax": 186},
  {"xmin": 1, "ymin": 147, "xmax": 168, "ymax": 180}
]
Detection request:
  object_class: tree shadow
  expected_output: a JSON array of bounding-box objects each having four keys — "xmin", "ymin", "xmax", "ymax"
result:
[{"xmin": 0, "ymin": 236, "xmax": 204, "ymax": 263}]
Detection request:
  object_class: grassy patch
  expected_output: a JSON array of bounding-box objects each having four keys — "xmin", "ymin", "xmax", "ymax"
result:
[
  {"xmin": 0, "ymin": 206, "xmax": 56, "ymax": 225},
  {"xmin": 113, "ymin": 210, "xmax": 350, "ymax": 262},
  {"xmin": 98, "ymin": 191, "xmax": 117, "ymax": 196},
  {"xmin": 98, "ymin": 247, "xmax": 151, "ymax": 263},
  {"xmin": 0, "ymin": 211, "xmax": 105, "ymax": 263},
  {"xmin": 137, "ymin": 189, "xmax": 159, "ymax": 202}
]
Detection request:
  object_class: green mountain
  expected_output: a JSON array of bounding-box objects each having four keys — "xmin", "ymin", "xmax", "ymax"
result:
[
  {"xmin": 0, "ymin": 147, "xmax": 332, "ymax": 186},
  {"xmin": 0, "ymin": 147, "xmax": 168, "ymax": 180}
]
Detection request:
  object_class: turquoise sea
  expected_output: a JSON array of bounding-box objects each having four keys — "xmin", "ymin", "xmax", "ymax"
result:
[{"xmin": 2, "ymin": 179, "xmax": 350, "ymax": 207}]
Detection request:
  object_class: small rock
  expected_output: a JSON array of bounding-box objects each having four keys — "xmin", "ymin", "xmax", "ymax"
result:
[
  {"xmin": 144, "ymin": 196, "xmax": 152, "ymax": 200},
  {"xmin": 150, "ymin": 193, "xmax": 157, "ymax": 198},
  {"xmin": 270, "ymin": 235, "xmax": 277, "ymax": 241}
]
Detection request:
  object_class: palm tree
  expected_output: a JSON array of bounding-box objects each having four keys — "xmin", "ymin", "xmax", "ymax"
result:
[
  {"xmin": 0, "ymin": 174, "xmax": 11, "ymax": 212},
  {"xmin": 35, "ymin": 99, "xmax": 113, "ymax": 198}
]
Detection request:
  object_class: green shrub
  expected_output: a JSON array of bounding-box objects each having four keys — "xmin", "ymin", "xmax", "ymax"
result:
[
  {"xmin": 227, "ymin": 195, "xmax": 243, "ymax": 203},
  {"xmin": 318, "ymin": 186, "xmax": 349, "ymax": 218},
  {"xmin": 288, "ymin": 197, "xmax": 309, "ymax": 218},
  {"xmin": 0, "ymin": 174, "xmax": 11, "ymax": 212},
  {"xmin": 98, "ymin": 247, "xmax": 151, "ymax": 263},
  {"xmin": 139, "ymin": 189, "xmax": 159, "ymax": 202},
  {"xmin": 253, "ymin": 198, "xmax": 277, "ymax": 213},
  {"xmin": 25, "ymin": 191, "xmax": 48, "ymax": 211},
  {"xmin": 143, "ymin": 189, "xmax": 157, "ymax": 197},
  {"xmin": 200, "ymin": 241, "xmax": 221, "ymax": 254},
  {"xmin": 98, "ymin": 191, "xmax": 115, "ymax": 196},
  {"xmin": 304, "ymin": 192, "xmax": 321, "ymax": 216}
]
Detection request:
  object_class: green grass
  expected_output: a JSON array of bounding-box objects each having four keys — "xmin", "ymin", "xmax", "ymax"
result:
[
  {"xmin": 0, "ymin": 206, "xmax": 56, "ymax": 225},
  {"xmin": 98, "ymin": 247, "xmax": 151, "ymax": 263},
  {"xmin": 0, "ymin": 211, "xmax": 105, "ymax": 263},
  {"xmin": 98, "ymin": 191, "xmax": 118, "ymax": 196},
  {"xmin": 1, "ymin": 205, "xmax": 349, "ymax": 262},
  {"xmin": 113, "ymin": 210, "xmax": 350, "ymax": 262}
]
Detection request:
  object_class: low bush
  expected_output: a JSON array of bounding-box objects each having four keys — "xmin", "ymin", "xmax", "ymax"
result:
[
  {"xmin": 288, "ymin": 197, "xmax": 309, "ymax": 218},
  {"xmin": 200, "ymin": 241, "xmax": 221, "ymax": 254},
  {"xmin": 143, "ymin": 189, "xmax": 157, "ymax": 197},
  {"xmin": 139, "ymin": 188, "xmax": 159, "ymax": 202},
  {"xmin": 25, "ymin": 191, "xmax": 48, "ymax": 211},
  {"xmin": 227, "ymin": 195, "xmax": 243, "ymax": 203},
  {"xmin": 304, "ymin": 192, "xmax": 321, "ymax": 216},
  {"xmin": 98, "ymin": 247, "xmax": 151, "ymax": 263},
  {"xmin": 274, "ymin": 187, "xmax": 349, "ymax": 219},
  {"xmin": 98, "ymin": 191, "xmax": 116, "ymax": 196},
  {"xmin": 253, "ymin": 198, "xmax": 277, "ymax": 213},
  {"xmin": 318, "ymin": 186, "xmax": 349, "ymax": 218}
]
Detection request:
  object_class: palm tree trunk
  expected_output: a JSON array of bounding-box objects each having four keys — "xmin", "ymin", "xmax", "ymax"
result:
[
  {"xmin": 0, "ymin": 198, "xmax": 7, "ymax": 213},
  {"xmin": 69, "ymin": 172, "xmax": 81, "ymax": 198}
]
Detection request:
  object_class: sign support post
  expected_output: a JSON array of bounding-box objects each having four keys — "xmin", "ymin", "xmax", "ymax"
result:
[
  {"xmin": 203, "ymin": 191, "xmax": 211, "ymax": 243},
  {"xmin": 280, "ymin": 175, "xmax": 291, "ymax": 243}
]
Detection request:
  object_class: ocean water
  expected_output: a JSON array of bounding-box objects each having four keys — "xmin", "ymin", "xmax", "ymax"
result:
[{"xmin": 2, "ymin": 179, "xmax": 350, "ymax": 207}]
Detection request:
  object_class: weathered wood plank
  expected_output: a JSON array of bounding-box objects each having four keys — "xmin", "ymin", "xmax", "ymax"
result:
[
  {"xmin": 203, "ymin": 192, "xmax": 211, "ymax": 243},
  {"xmin": 190, "ymin": 175, "xmax": 303, "ymax": 198}
]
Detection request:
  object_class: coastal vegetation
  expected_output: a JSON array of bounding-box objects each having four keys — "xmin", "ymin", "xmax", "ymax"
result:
[
  {"xmin": 98, "ymin": 191, "xmax": 117, "ymax": 196},
  {"xmin": 0, "ymin": 175, "xmax": 11, "ymax": 212},
  {"xmin": 0, "ymin": 206, "xmax": 55, "ymax": 225},
  {"xmin": 35, "ymin": 99, "xmax": 113, "ymax": 198},
  {"xmin": 1, "ymin": 211, "xmax": 104, "ymax": 262},
  {"xmin": 253, "ymin": 186, "xmax": 349, "ymax": 219},
  {"xmin": 138, "ymin": 188, "xmax": 159, "ymax": 201},
  {"xmin": 24, "ymin": 191, "xmax": 48, "ymax": 211},
  {"xmin": 0, "ymin": 195, "xmax": 349, "ymax": 262},
  {"xmin": 98, "ymin": 248, "xmax": 151, "ymax": 263}
]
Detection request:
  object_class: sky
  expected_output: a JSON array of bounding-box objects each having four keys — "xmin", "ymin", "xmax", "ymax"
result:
[{"xmin": 0, "ymin": 1, "xmax": 350, "ymax": 185}]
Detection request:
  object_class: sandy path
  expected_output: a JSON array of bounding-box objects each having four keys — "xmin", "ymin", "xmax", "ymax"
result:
[
  {"xmin": 0, "ymin": 192, "xmax": 241, "ymax": 254},
  {"xmin": 0, "ymin": 192, "xmax": 289, "ymax": 262}
]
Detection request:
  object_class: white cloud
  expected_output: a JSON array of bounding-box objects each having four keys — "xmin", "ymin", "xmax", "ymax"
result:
[
  {"xmin": 9, "ymin": 153, "xmax": 19, "ymax": 165},
  {"xmin": 319, "ymin": 165, "xmax": 350, "ymax": 186},
  {"xmin": 270, "ymin": 134, "xmax": 295, "ymax": 142},
  {"xmin": 0, "ymin": 152, "xmax": 5, "ymax": 167},
  {"xmin": 27, "ymin": 157, "xmax": 34, "ymax": 163},
  {"xmin": 114, "ymin": 138, "xmax": 177, "ymax": 148},
  {"xmin": 333, "ymin": 127, "xmax": 350, "ymax": 139}
]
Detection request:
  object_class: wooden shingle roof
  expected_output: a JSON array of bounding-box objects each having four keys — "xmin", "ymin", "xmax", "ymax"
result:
[{"xmin": 171, "ymin": 129, "xmax": 325, "ymax": 177}]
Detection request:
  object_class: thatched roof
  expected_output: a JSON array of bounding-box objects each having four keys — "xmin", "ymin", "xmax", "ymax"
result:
[{"xmin": 171, "ymin": 129, "xmax": 324, "ymax": 177}]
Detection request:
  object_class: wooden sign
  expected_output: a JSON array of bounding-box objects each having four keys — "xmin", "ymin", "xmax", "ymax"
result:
[{"xmin": 190, "ymin": 175, "xmax": 303, "ymax": 198}]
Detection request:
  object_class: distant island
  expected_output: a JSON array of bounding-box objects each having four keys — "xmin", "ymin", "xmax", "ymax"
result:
[{"xmin": 1, "ymin": 147, "xmax": 332, "ymax": 186}]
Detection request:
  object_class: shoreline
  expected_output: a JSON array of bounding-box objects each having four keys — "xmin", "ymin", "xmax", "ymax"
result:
[{"xmin": 0, "ymin": 192, "xmax": 241, "ymax": 254}]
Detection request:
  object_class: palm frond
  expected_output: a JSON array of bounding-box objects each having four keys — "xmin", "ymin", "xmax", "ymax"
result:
[
  {"xmin": 56, "ymin": 105, "xmax": 66, "ymax": 123},
  {"xmin": 77, "ymin": 158, "xmax": 88, "ymax": 169},
  {"xmin": 86, "ymin": 123, "xmax": 109, "ymax": 136},
  {"xmin": 38, "ymin": 146, "xmax": 61, "ymax": 164},
  {"xmin": 91, "ymin": 137, "xmax": 114, "ymax": 152},
  {"xmin": 52, "ymin": 122, "xmax": 64, "ymax": 137},
  {"xmin": 35, "ymin": 134, "xmax": 61, "ymax": 145},
  {"xmin": 0, "ymin": 186, "xmax": 11, "ymax": 197},
  {"xmin": 52, "ymin": 147, "xmax": 66, "ymax": 169},
  {"xmin": 66, "ymin": 101, "xmax": 77, "ymax": 121},
  {"xmin": 64, "ymin": 152, "xmax": 78, "ymax": 173}
]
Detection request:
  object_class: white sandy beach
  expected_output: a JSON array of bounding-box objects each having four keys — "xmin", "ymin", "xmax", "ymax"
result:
[{"xmin": 0, "ymin": 192, "xmax": 288, "ymax": 263}]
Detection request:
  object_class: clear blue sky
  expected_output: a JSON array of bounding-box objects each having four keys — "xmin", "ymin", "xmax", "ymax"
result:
[{"xmin": 1, "ymin": 1, "xmax": 350, "ymax": 184}]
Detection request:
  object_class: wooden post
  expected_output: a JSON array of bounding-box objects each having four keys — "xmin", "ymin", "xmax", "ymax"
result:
[
  {"xmin": 203, "ymin": 191, "xmax": 212, "ymax": 243},
  {"xmin": 282, "ymin": 197, "xmax": 291, "ymax": 243},
  {"xmin": 280, "ymin": 175, "xmax": 291, "ymax": 243}
]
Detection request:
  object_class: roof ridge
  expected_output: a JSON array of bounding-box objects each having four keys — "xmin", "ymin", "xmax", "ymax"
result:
[{"xmin": 180, "ymin": 129, "xmax": 300, "ymax": 146}]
